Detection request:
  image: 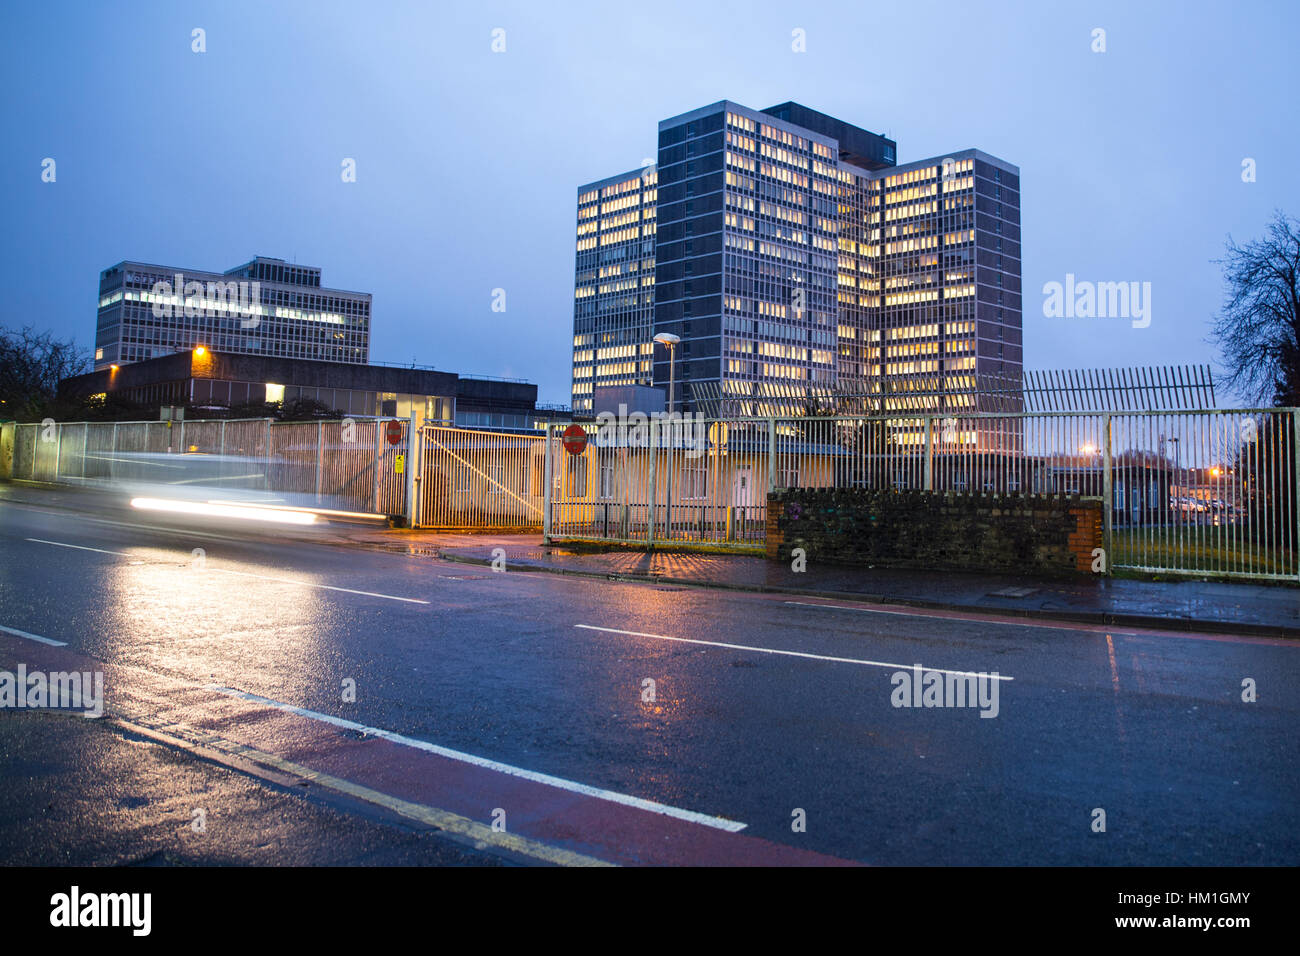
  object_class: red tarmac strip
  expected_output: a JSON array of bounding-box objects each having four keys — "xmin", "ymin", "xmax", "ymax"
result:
[{"xmin": 0, "ymin": 633, "xmax": 856, "ymax": 866}]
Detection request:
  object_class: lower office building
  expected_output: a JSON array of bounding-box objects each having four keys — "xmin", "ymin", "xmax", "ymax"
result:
[
  {"xmin": 94, "ymin": 256, "xmax": 372, "ymax": 370},
  {"xmin": 61, "ymin": 350, "xmax": 539, "ymax": 430}
]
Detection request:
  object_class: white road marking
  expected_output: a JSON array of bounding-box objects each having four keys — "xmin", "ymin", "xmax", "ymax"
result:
[
  {"xmin": 125, "ymin": 711, "xmax": 612, "ymax": 867},
  {"xmin": 784, "ymin": 599, "xmax": 1066, "ymax": 628},
  {"xmin": 26, "ymin": 537, "xmax": 130, "ymax": 556},
  {"xmin": 0, "ymin": 625, "xmax": 67, "ymax": 647},
  {"xmin": 24, "ymin": 537, "xmax": 428, "ymax": 605},
  {"xmin": 575, "ymin": 623, "xmax": 1014, "ymax": 681},
  {"xmin": 206, "ymin": 685, "xmax": 747, "ymax": 833}
]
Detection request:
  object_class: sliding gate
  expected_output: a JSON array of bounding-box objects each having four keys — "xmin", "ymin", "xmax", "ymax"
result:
[
  {"xmin": 415, "ymin": 425, "xmax": 548, "ymax": 529},
  {"xmin": 543, "ymin": 418, "xmax": 770, "ymax": 548}
]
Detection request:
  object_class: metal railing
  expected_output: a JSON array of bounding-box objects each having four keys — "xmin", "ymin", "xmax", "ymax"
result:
[{"xmin": 541, "ymin": 409, "xmax": 1300, "ymax": 581}]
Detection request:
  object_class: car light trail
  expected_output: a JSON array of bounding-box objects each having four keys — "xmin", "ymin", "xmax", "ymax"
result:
[
  {"xmin": 205, "ymin": 500, "xmax": 387, "ymax": 522},
  {"xmin": 129, "ymin": 497, "xmax": 319, "ymax": 525}
]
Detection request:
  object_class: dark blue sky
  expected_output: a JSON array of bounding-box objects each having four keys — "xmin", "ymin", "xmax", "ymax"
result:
[{"xmin": 4, "ymin": 0, "xmax": 1296, "ymax": 404}]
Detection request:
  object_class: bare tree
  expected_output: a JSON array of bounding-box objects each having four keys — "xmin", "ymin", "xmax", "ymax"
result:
[
  {"xmin": 1210, "ymin": 210, "xmax": 1300, "ymax": 406},
  {"xmin": 0, "ymin": 325, "xmax": 90, "ymax": 421}
]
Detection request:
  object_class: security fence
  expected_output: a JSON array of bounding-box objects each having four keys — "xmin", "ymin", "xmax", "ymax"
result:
[
  {"xmin": 2, "ymin": 417, "xmax": 411, "ymax": 517},
  {"xmin": 541, "ymin": 409, "xmax": 1299, "ymax": 582},
  {"xmin": 4, "ymin": 409, "xmax": 1296, "ymax": 581}
]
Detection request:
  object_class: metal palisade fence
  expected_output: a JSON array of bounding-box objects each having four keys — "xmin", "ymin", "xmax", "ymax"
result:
[
  {"xmin": 2, "ymin": 409, "xmax": 1296, "ymax": 581},
  {"xmin": 540, "ymin": 408, "xmax": 1299, "ymax": 582},
  {"xmin": 2, "ymin": 417, "xmax": 412, "ymax": 518}
]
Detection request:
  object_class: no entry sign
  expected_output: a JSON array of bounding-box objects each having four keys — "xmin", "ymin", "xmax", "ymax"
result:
[
  {"xmin": 562, "ymin": 424, "xmax": 588, "ymax": 456},
  {"xmin": 386, "ymin": 420, "xmax": 403, "ymax": 445}
]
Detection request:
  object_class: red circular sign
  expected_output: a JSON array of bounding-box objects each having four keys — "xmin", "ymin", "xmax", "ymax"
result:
[
  {"xmin": 386, "ymin": 420, "xmax": 404, "ymax": 445},
  {"xmin": 562, "ymin": 424, "xmax": 588, "ymax": 456}
]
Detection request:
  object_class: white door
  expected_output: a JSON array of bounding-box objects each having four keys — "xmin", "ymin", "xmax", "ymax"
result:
[{"xmin": 732, "ymin": 467, "xmax": 754, "ymax": 506}]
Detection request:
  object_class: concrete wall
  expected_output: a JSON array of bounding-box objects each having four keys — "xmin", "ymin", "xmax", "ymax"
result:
[{"xmin": 767, "ymin": 488, "xmax": 1102, "ymax": 576}]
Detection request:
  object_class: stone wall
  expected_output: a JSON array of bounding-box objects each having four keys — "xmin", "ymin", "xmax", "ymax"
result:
[{"xmin": 767, "ymin": 489, "xmax": 1102, "ymax": 576}]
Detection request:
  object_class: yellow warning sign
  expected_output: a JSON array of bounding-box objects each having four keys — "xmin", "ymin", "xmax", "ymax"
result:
[{"xmin": 395, "ymin": 454, "xmax": 405, "ymax": 474}]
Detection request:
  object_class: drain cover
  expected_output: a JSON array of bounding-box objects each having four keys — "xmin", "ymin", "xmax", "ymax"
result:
[{"xmin": 989, "ymin": 586, "xmax": 1038, "ymax": 598}]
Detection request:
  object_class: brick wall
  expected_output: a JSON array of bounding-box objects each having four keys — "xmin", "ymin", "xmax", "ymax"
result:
[
  {"xmin": 766, "ymin": 498, "xmax": 786, "ymax": 562},
  {"xmin": 768, "ymin": 489, "xmax": 1102, "ymax": 577}
]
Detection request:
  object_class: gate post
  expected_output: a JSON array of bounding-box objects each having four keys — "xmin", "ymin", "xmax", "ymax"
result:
[
  {"xmin": 647, "ymin": 419, "xmax": 658, "ymax": 545},
  {"xmin": 404, "ymin": 412, "xmax": 419, "ymax": 528},
  {"xmin": 1293, "ymin": 409, "xmax": 1300, "ymax": 583},
  {"xmin": 922, "ymin": 415, "xmax": 934, "ymax": 491},
  {"xmin": 264, "ymin": 419, "xmax": 274, "ymax": 494},
  {"xmin": 1102, "ymin": 412, "xmax": 1113, "ymax": 576},
  {"xmin": 315, "ymin": 420, "xmax": 324, "ymax": 503},
  {"xmin": 542, "ymin": 423, "xmax": 554, "ymax": 542},
  {"xmin": 620, "ymin": 444, "xmax": 630, "ymax": 539},
  {"xmin": 766, "ymin": 417, "xmax": 776, "ymax": 493},
  {"xmin": 373, "ymin": 417, "xmax": 384, "ymax": 513}
]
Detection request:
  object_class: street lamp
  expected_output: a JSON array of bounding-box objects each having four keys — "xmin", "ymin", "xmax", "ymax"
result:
[
  {"xmin": 652, "ymin": 332, "xmax": 681, "ymax": 538},
  {"xmin": 653, "ymin": 332, "xmax": 680, "ymax": 413}
]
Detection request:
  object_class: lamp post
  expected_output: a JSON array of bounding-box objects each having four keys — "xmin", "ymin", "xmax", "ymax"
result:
[
  {"xmin": 653, "ymin": 332, "xmax": 680, "ymax": 413},
  {"xmin": 653, "ymin": 332, "xmax": 680, "ymax": 538}
]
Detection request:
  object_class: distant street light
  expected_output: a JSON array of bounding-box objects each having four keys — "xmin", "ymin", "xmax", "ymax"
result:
[{"xmin": 653, "ymin": 332, "xmax": 680, "ymax": 413}]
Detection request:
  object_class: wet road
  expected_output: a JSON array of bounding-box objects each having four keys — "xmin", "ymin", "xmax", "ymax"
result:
[{"xmin": 1, "ymin": 496, "xmax": 1297, "ymax": 865}]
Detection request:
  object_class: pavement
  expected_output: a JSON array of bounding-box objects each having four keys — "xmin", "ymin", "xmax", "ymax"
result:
[{"xmin": 435, "ymin": 541, "xmax": 1300, "ymax": 640}]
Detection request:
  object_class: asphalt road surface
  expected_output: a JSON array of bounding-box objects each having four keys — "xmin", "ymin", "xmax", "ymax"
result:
[{"xmin": 1, "ymin": 495, "xmax": 1296, "ymax": 866}]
